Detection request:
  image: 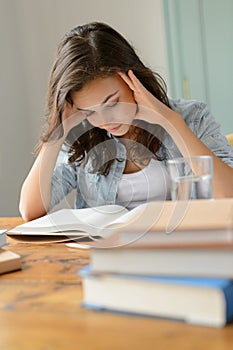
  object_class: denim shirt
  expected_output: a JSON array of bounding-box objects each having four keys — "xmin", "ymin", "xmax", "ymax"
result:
[{"xmin": 50, "ymin": 99, "xmax": 233, "ymax": 210}]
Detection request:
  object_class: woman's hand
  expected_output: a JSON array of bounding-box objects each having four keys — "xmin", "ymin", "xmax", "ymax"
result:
[
  {"xmin": 62, "ymin": 101, "xmax": 86, "ymax": 137},
  {"xmin": 118, "ymin": 70, "xmax": 178, "ymax": 127}
]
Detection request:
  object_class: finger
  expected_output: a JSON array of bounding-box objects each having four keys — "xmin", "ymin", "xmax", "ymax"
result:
[
  {"xmin": 62, "ymin": 101, "xmax": 74, "ymax": 120},
  {"xmin": 62, "ymin": 102, "xmax": 84, "ymax": 122},
  {"xmin": 62, "ymin": 111, "xmax": 86, "ymax": 135},
  {"xmin": 118, "ymin": 71, "xmax": 135, "ymax": 91},
  {"xmin": 128, "ymin": 70, "xmax": 144, "ymax": 90}
]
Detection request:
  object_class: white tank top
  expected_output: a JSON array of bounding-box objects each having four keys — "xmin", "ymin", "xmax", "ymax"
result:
[{"xmin": 117, "ymin": 158, "xmax": 171, "ymax": 210}]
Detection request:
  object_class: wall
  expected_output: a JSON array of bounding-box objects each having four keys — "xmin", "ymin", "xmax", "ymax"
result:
[{"xmin": 0, "ymin": 0, "xmax": 168, "ymax": 216}]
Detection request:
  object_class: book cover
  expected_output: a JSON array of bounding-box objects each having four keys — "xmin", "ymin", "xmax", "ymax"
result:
[
  {"xmin": 0, "ymin": 230, "xmax": 7, "ymax": 248},
  {"xmin": 0, "ymin": 248, "xmax": 22, "ymax": 275},
  {"xmin": 90, "ymin": 244, "xmax": 233, "ymax": 278},
  {"xmin": 79, "ymin": 266, "xmax": 233, "ymax": 327}
]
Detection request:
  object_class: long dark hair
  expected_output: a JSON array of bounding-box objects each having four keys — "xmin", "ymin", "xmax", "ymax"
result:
[{"xmin": 37, "ymin": 22, "xmax": 170, "ymax": 175}]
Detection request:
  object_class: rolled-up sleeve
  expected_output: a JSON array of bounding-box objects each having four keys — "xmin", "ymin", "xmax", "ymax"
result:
[{"xmin": 193, "ymin": 103, "xmax": 233, "ymax": 168}]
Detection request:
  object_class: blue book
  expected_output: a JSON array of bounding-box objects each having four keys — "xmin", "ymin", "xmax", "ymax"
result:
[{"xmin": 79, "ymin": 266, "xmax": 233, "ymax": 327}]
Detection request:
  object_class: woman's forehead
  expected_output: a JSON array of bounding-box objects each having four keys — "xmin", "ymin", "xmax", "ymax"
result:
[{"xmin": 71, "ymin": 75, "xmax": 126, "ymax": 109}]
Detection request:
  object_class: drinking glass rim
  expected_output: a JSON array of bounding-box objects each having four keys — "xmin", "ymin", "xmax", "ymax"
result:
[{"xmin": 167, "ymin": 155, "xmax": 213, "ymax": 165}]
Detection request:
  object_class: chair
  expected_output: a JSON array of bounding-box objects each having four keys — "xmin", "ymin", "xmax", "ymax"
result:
[{"xmin": 226, "ymin": 133, "xmax": 233, "ymax": 147}]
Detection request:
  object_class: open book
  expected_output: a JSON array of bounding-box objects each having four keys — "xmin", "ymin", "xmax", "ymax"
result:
[
  {"xmin": 8, "ymin": 204, "xmax": 138, "ymax": 243},
  {"xmin": 7, "ymin": 199, "xmax": 233, "ymax": 245}
]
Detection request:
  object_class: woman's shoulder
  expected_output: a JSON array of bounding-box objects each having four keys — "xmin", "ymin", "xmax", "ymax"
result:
[
  {"xmin": 168, "ymin": 98, "xmax": 216, "ymax": 134},
  {"xmin": 169, "ymin": 98, "xmax": 208, "ymax": 119}
]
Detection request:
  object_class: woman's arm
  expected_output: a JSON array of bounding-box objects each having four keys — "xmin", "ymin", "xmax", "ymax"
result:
[
  {"xmin": 19, "ymin": 105, "xmax": 85, "ymax": 221},
  {"xmin": 19, "ymin": 138, "xmax": 65, "ymax": 221},
  {"xmin": 119, "ymin": 70, "xmax": 233, "ymax": 198}
]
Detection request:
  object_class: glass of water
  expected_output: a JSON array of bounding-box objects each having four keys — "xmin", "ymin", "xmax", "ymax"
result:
[{"xmin": 167, "ymin": 156, "xmax": 213, "ymax": 200}]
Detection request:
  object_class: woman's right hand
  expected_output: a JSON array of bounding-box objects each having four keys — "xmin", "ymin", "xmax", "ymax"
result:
[{"xmin": 62, "ymin": 101, "xmax": 86, "ymax": 137}]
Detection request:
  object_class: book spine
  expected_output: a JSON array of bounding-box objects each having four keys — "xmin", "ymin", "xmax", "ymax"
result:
[{"xmin": 223, "ymin": 284, "xmax": 233, "ymax": 322}]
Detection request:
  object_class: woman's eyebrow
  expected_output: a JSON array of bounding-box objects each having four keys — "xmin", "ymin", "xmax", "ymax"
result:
[
  {"xmin": 101, "ymin": 90, "xmax": 119, "ymax": 105},
  {"xmin": 75, "ymin": 90, "xmax": 119, "ymax": 112}
]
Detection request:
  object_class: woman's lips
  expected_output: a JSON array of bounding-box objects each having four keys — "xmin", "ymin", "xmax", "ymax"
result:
[{"xmin": 105, "ymin": 124, "xmax": 122, "ymax": 133}]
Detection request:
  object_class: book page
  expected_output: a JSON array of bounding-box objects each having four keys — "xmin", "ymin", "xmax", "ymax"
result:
[
  {"xmin": 104, "ymin": 203, "xmax": 147, "ymax": 228},
  {"xmin": 10, "ymin": 205, "xmax": 129, "ymax": 236},
  {"xmin": 101, "ymin": 202, "xmax": 165, "ymax": 237}
]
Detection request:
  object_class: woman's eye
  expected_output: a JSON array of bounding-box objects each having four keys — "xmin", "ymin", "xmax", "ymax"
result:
[
  {"xmin": 106, "ymin": 100, "xmax": 119, "ymax": 108},
  {"xmin": 85, "ymin": 111, "xmax": 95, "ymax": 118}
]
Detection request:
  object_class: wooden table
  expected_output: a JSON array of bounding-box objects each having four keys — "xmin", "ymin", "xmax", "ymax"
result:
[{"xmin": 1, "ymin": 218, "xmax": 233, "ymax": 350}]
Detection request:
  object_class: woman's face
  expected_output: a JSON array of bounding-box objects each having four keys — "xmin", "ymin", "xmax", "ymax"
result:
[{"xmin": 70, "ymin": 74, "xmax": 137, "ymax": 138}]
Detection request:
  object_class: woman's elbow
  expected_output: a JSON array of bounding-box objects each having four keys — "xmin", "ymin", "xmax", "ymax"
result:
[{"xmin": 19, "ymin": 200, "xmax": 46, "ymax": 222}]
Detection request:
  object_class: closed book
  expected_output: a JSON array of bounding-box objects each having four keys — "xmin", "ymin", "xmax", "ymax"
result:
[
  {"xmin": 0, "ymin": 248, "xmax": 22, "ymax": 275},
  {"xmin": 90, "ymin": 244, "xmax": 233, "ymax": 278},
  {"xmin": 79, "ymin": 267, "xmax": 233, "ymax": 327}
]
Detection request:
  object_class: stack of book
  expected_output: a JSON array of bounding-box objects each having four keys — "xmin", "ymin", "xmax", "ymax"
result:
[
  {"xmin": 78, "ymin": 199, "xmax": 233, "ymax": 328},
  {"xmin": 7, "ymin": 199, "xmax": 233, "ymax": 326},
  {"xmin": 0, "ymin": 230, "xmax": 21, "ymax": 275}
]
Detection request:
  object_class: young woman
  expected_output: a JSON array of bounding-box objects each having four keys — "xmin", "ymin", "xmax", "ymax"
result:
[{"xmin": 19, "ymin": 22, "xmax": 233, "ymax": 221}]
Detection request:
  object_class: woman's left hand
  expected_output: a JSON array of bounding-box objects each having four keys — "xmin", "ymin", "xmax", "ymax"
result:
[{"xmin": 118, "ymin": 70, "xmax": 171, "ymax": 126}]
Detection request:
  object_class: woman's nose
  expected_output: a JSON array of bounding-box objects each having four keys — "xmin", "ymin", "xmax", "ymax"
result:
[{"xmin": 87, "ymin": 109, "xmax": 111, "ymax": 127}]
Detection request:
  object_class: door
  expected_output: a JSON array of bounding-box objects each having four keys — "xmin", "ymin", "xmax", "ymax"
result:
[{"xmin": 163, "ymin": 0, "xmax": 233, "ymax": 134}]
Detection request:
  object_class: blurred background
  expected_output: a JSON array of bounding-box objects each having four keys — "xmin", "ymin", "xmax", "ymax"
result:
[{"xmin": 0, "ymin": 0, "xmax": 232, "ymax": 216}]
